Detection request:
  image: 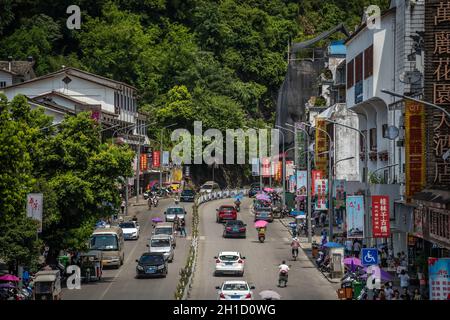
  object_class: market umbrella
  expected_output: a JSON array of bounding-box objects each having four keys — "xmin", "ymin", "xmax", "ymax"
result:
[
  {"xmin": 0, "ymin": 274, "xmax": 20, "ymax": 282},
  {"xmin": 323, "ymin": 242, "xmax": 344, "ymax": 248},
  {"xmin": 254, "ymin": 220, "xmax": 269, "ymax": 228},
  {"xmin": 259, "ymin": 290, "xmax": 281, "ymax": 300},
  {"xmin": 361, "ymin": 267, "xmax": 394, "ymax": 281},
  {"xmin": 256, "ymin": 194, "xmax": 270, "ymax": 201},
  {"xmin": 343, "ymin": 257, "xmax": 362, "ymax": 267},
  {"xmin": 151, "ymin": 217, "xmax": 163, "ymax": 223},
  {"xmin": 263, "ymin": 187, "xmax": 275, "ymax": 192}
]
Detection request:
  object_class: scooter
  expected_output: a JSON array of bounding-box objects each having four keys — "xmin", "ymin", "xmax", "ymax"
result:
[
  {"xmin": 152, "ymin": 196, "xmax": 159, "ymax": 207},
  {"xmin": 234, "ymin": 201, "xmax": 241, "ymax": 212},
  {"xmin": 258, "ymin": 233, "xmax": 265, "ymax": 243},
  {"xmin": 278, "ymin": 271, "xmax": 288, "ymax": 287},
  {"xmin": 292, "ymin": 249, "xmax": 298, "ymax": 261}
]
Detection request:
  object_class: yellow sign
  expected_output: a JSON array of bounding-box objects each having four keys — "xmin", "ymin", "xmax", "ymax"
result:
[
  {"xmin": 405, "ymin": 100, "xmax": 426, "ymax": 200},
  {"xmin": 315, "ymin": 118, "xmax": 329, "ymax": 176}
]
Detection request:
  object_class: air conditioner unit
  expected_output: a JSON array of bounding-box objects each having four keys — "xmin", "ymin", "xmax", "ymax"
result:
[{"xmin": 397, "ymin": 140, "xmax": 405, "ymax": 147}]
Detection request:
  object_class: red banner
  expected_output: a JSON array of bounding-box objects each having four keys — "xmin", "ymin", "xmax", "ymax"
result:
[
  {"xmin": 262, "ymin": 157, "xmax": 271, "ymax": 177},
  {"xmin": 152, "ymin": 151, "xmax": 160, "ymax": 168},
  {"xmin": 275, "ymin": 161, "xmax": 282, "ymax": 181},
  {"xmin": 140, "ymin": 153, "xmax": 148, "ymax": 171},
  {"xmin": 372, "ymin": 195, "xmax": 390, "ymax": 238},
  {"xmin": 311, "ymin": 170, "xmax": 323, "ymax": 195}
]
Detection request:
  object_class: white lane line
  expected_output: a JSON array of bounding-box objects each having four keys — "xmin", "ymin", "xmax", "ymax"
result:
[{"xmin": 99, "ymin": 206, "xmax": 153, "ymax": 300}]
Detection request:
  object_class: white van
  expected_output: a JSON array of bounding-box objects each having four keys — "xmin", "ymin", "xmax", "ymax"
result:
[{"xmin": 90, "ymin": 226, "xmax": 124, "ymax": 268}]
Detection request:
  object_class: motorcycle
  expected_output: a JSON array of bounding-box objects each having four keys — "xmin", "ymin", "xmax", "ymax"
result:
[
  {"xmin": 152, "ymin": 196, "xmax": 159, "ymax": 207},
  {"xmin": 278, "ymin": 271, "xmax": 288, "ymax": 287},
  {"xmin": 258, "ymin": 232, "xmax": 265, "ymax": 243},
  {"xmin": 234, "ymin": 200, "xmax": 241, "ymax": 212},
  {"xmin": 292, "ymin": 249, "xmax": 298, "ymax": 261}
]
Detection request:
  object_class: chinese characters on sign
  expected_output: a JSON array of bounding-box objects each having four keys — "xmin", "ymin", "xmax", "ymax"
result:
[
  {"xmin": 286, "ymin": 161, "xmax": 295, "ymax": 178},
  {"xmin": 296, "ymin": 170, "xmax": 307, "ymax": 195},
  {"xmin": 311, "ymin": 170, "xmax": 323, "ymax": 195},
  {"xmin": 428, "ymin": 258, "xmax": 450, "ymax": 300},
  {"xmin": 140, "ymin": 153, "xmax": 147, "ymax": 171},
  {"xmin": 371, "ymin": 195, "xmax": 390, "ymax": 238},
  {"xmin": 405, "ymin": 100, "xmax": 426, "ymax": 200},
  {"xmin": 262, "ymin": 157, "xmax": 271, "ymax": 177},
  {"xmin": 251, "ymin": 158, "xmax": 260, "ymax": 176},
  {"xmin": 315, "ymin": 118, "xmax": 329, "ymax": 176},
  {"xmin": 152, "ymin": 151, "xmax": 160, "ymax": 168},
  {"xmin": 346, "ymin": 195, "xmax": 364, "ymax": 239},
  {"xmin": 314, "ymin": 179, "xmax": 328, "ymax": 211},
  {"xmin": 334, "ymin": 179, "xmax": 346, "ymax": 209},
  {"xmin": 27, "ymin": 193, "xmax": 43, "ymax": 232}
]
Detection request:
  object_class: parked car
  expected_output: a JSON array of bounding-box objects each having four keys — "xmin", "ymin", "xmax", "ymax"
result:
[
  {"xmin": 147, "ymin": 235, "xmax": 174, "ymax": 262},
  {"xmin": 135, "ymin": 252, "xmax": 168, "ymax": 278},
  {"xmin": 216, "ymin": 280, "xmax": 254, "ymax": 300},
  {"xmin": 216, "ymin": 205, "xmax": 237, "ymax": 223},
  {"xmin": 223, "ymin": 220, "xmax": 247, "ymax": 238},
  {"xmin": 254, "ymin": 207, "xmax": 274, "ymax": 222},
  {"xmin": 164, "ymin": 206, "xmax": 186, "ymax": 222},
  {"xmin": 152, "ymin": 222, "xmax": 176, "ymax": 247},
  {"xmin": 200, "ymin": 181, "xmax": 221, "ymax": 194},
  {"xmin": 119, "ymin": 221, "xmax": 140, "ymax": 240},
  {"xmin": 214, "ymin": 251, "xmax": 245, "ymax": 276},
  {"xmin": 180, "ymin": 189, "xmax": 196, "ymax": 202},
  {"xmin": 248, "ymin": 183, "xmax": 261, "ymax": 197}
]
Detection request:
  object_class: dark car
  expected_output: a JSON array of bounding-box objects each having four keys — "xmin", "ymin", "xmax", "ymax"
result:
[
  {"xmin": 248, "ymin": 184, "xmax": 261, "ymax": 198},
  {"xmin": 216, "ymin": 205, "xmax": 237, "ymax": 223},
  {"xmin": 180, "ymin": 189, "xmax": 196, "ymax": 202},
  {"xmin": 136, "ymin": 252, "xmax": 168, "ymax": 278},
  {"xmin": 254, "ymin": 208, "xmax": 274, "ymax": 222},
  {"xmin": 223, "ymin": 220, "xmax": 247, "ymax": 238}
]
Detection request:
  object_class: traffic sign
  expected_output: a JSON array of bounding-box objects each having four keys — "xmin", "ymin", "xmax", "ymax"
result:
[{"xmin": 361, "ymin": 248, "xmax": 379, "ymax": 266}]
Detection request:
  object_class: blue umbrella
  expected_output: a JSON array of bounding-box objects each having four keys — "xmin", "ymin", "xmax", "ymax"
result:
[{"xmin": 323, "ymin": 242, "xmax": 344, "ymax": 248}]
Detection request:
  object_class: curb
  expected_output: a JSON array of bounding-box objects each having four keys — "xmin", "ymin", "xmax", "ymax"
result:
[{"xmin": 278, "ymin": 218, "xmax": 340, "ymax": 284}]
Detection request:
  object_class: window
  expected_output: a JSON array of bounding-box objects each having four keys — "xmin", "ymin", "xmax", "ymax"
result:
[
  {"xmin": 361, "ymin": 130, "xmax": 367, "ymax": 152},
  {"xmin": 355, "ymin": 53, "xmax": 363, "ymax": 83},
  {"xmin": 347, "ymin": 60, "xmax": 354, "ymax": 88},
  {"xmin": 382, "ymin": 124, "xmax": 388, "ymax": 138},
  {"xmin": 0, "ymin": 81, "xmax": 6, "ymax": 88},
  {"xmin": 364, "ymin": 45, "xmax": 373, "ymax": 79},
  {"xmin": 370, "ymin": 128, "xmax": 377, "ymax": 151}
]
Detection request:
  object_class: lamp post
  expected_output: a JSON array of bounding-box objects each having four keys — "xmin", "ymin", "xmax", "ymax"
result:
[
  {"xmin": 160, "ymin": 124, "xmax": 177, "ymax": 192},
  {"xmin": 274, "ymin": 126, "xmax": 287, "ymax": 207}
]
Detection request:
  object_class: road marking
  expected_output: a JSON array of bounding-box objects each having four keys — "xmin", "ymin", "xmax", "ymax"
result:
[
  {"xmin": 199, "ymin": 236, "xmax": 206, "ymax": 241},
  {"xmin": 98, "ymin": 207, "xmax": 153, "ymax": 300}
]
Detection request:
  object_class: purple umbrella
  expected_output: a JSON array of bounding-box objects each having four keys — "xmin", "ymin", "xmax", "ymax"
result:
[
  {"xmin": 151, "ymin": 217, "xmax": 163, "ymax": 223},
  {"xmin": 0, "ymin": 283, "xmax": 15, "ymax": 288},
  {"xmin": 256, "ymin": 194, "xmax": 270, "ymax": 201},
  {"xmin": 0, "ymin": 274, "xmax": 19, "ymax": 282},
  {"xmin": 361, "ymin": 267, "xmax": 394, "ymax": 281},
  {"xmin": 344, "ymin": 257, "xmax": 362, "ymax": 267}
]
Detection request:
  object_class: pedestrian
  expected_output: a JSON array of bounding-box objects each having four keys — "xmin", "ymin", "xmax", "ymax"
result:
[
  {"xmin": 400, "ymin": 287, "xmax": 411, "ymax": 300},
  {"xmin": 179, "ymin": 218, "xmax": 187, "ymax": 237},
  {"xmin": 353, "ymin": 240, "xmax": 361, "ymax": 258},
  {"xmin": 399, "ymin": 269, "xmax": 410, "ymax": 290},
  {"xmin": 413, "ymin": 288, "xmax": 422, "ymax": 300},
  {"xmin": 417, "ymin": 268, "xmax": 427, "ymax": 299},
  {"xmin": 392, "ymin": 289, "xmax": 401, "ymax": 300},
  {"xmin": 173, "ymin": 216, "xmax": 180, "ymax": 235},
  {"xmin": 320, "ymin": 212, "xmax": 326, "ymax": 227},
  {"xmin": 22, "ymin": 269, "xmax": 30, "ymax": 287},
  {"xmin": 377, "ymin": 289, "xmax": 386, "ymax": 300},
  {"xmin": 121, "ymin": 199, "xmax": 126, "ymax": 215},
  {"xmin": 345, "ymin": 238, "xmax": 353, "ymax": 256},
  {"xmin": 321, "ymin": 229, "xmax": 327, "ymax": 246},
  {"xmin": 314, "ymin": 211, "xmax": 320, "ymax": 226},
  {"xmin": 384, "ymin": 282, "xmax": 394, "ymax": 300},
  {"xmin": 380, "ymin": 247, "xmax": 388, "ymax": 267}
]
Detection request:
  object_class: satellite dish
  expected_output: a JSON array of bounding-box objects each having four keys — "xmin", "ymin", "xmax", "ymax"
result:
[
  {"xmin": 386, "ymin": 126, "xmax": 399, "ymax": 140},
  {"xmin": 399, "ymin": 71, "xmax": 422, "ymax": 84}
]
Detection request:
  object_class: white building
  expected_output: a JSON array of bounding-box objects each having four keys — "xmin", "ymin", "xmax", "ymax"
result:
[{"xmin": 0, "ymin": 57, "xmax": 36, "ymax": 88}]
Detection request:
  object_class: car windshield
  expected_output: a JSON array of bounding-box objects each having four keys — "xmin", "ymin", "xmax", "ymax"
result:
[
  {"xmin": 119, "ymin": 222, "xmax": 135, "ymax": 228},
  {"xmin": 167, "ymin": 208, "xmax": 184, "ymax": 215},
  {"xmin": 182, "ymin": 190, "xmax": 194, "ymax": 195},
  {"xmin": 223, "ymin": 283, "xmax": 248, "ymax": 291},
  {"xmin": 220, "ymin": 206, "xmax": 235, "ymax": 211},
  {"xmin": 219, "ymin": 255, "xmax": 239, "ymax": 261},
  {"xmin": 90, "ymin": 234, "xmax": 118, "ymax": 251},
  {"xmin": 155, "ymin": 227, "xmax": 172, "ymax": 235},
  {"xmin": 151, "ymin": 239, "xmax": 170, "ymax": 247},
  {"xmin": 202, "ymin": 184, "xmax": 213, "ymax": 189},
  {"xmin": 139, "ymin": 255, "xmax": 164, "ymax": 264}
]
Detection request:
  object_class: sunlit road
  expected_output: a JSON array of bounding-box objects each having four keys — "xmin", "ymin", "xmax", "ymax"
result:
[
  {"xmin": 63, "ymin": 198, "xmax": 194, "ymax": 300},
  {"xmin": 190, "ymin": 197, "xmax": 339, "ymax": 300}
]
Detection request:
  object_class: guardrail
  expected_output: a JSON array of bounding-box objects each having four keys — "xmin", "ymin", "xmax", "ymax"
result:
[{"xmin": 174, "ymin": 188, "xmax": 249, "ymax": 300}]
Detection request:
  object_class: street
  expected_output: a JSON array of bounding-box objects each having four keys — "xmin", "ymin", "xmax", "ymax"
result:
[
  {"xmin": 190, "ymin": 197, "xmax": 339, "ymax": 300},
  {"xmin": 63, "ymin": 198, "xmax": 194, "ymax": 300}
]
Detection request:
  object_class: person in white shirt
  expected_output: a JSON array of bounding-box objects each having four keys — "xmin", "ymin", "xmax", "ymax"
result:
[
  {"xmin": 384, "ymin": 282, "xmax": 394, "ymax": 300},
  {"xmin": 399, "ymin": 270, "xmax": 410, "ymax": 289},
  {"xmin": 278, "ymin": 261, "xmax": 290, "ymax": 274},
  {"xmin": 345, "ymin": 239, "xmax": 353, "ymax": 255}
]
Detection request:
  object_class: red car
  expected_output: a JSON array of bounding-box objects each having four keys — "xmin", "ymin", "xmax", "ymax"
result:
[{"xmin": 216, "ymin": 205, "xmax": 237, "ymax": 223}]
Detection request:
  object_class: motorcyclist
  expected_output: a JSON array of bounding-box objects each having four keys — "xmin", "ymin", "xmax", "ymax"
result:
[
  {"xmin": 291, "ymin": 237, "xmax": 300, "ymax": 259},
  {"xmin": 257, "ymin": 226, "xmax": 266, "ymax": 241},
  {"xmin": 278, "ymin": 260, "xmax": 290, "ymax": 285},
  {"xmin": 234, "ymin": 198, "xmax": 241, "ymax": 211}
]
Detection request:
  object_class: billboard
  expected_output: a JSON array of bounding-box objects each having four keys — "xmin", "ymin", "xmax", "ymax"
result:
[
  {"xmin": 346, "ymin": 195, "xmax": 364, "ymax": 239},
  {"xmin": 428, "ymin": 258, "xmax": 450, "ymax": 300},
  {"xmin": 251, "ymin": 158, "xmax": 260, "ymax": 176},
  {"xmin": 162, "ymin": 151, "xmax": 170, "ymax": 166},
  {"xmin": 315, "ymin": 118, "xmax": 329, "ymax": 175},
  {"xmin": 314, "ymin": 179, "xmax": 328, "ymax": 210},
  {"xmin": 311, "ymin": 170, "xmax": 323, "ymax": 195},
  {"xmin": 372, "ymin": 195, "xmax": 390, "ymax": 238},
  {"xmin": 27, "ymin": 193, "xmax": 43, "ymax": 232},
  {"xmin": 296, "ymin": 170, "xmax": 307, "ymax": 195},
  {"xmin": 152, "ymin": 151, "xmax": 160, "ymax": 168}
]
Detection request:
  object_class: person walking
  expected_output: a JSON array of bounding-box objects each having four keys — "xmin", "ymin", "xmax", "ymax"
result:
[
  {"xmin": 384, "ymin": 282, "xmax": 394, "ymax": 300},
  {"xmin": 400, "ymin": 287, "xmax": 411, "ymax": 300},
  {"xmin": 413, "ymin": 288, "xmax": 422, "ymax": 300},
  {"xmin": 353, "ymin": 240, "xmax": 361, "ymax": 258},
  {"xmin": 399, "ymin": 269, "xmax": 410, "ymax": 290},
  {"xmin": 179, "ymin": 218, "xmax": 187, "ymax": 237},
  {"xmin": 121, "ymin": 199, "xmax": 126, "ymax": 215},
  {"xmin": 392, "ymin": 289, "xmax": 401, "ymax": 300}
]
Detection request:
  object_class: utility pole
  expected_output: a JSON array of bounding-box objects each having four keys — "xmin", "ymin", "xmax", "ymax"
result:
[
  {"xmin": 328, "ymin": 123, "xmax": 334, "ymax": 241},
  {"xmin": 306, "ymin": 131, "xmax": 312, "ymax": 243},
  {"xmin": 136, "ymin": 139, "xmax": 141, "ymax": 204}
]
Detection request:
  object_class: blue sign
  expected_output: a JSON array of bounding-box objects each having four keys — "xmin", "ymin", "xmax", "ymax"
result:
[{"xmin": 361, "ymin": 248, "xmax": 379, "ymax": 266}]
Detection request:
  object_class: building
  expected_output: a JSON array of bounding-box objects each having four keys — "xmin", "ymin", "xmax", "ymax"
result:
[{"xmin": 0, "ymin": 57, "xmax": 36, "ymax": 88}]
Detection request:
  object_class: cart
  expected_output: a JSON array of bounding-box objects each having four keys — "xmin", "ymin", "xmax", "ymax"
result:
[{"xmin": 79, "ymin": 250, "xmax": 103, "ymax": 283}]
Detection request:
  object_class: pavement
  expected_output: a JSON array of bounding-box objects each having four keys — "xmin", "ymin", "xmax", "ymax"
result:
[
  {"xmin": 62, "ymin": 196, "xmax": 195, "ymax": 300},
  {"xmin": 189, "ymin": 198, "xmax": 340, "ymax": 300}
]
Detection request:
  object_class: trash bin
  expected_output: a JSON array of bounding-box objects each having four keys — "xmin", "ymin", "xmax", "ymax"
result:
[{"xmin": 352, "ymin": 281, "xmax": 364, "ymax": 299}]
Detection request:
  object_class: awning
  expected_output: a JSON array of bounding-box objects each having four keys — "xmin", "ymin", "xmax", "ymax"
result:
[{"xmin": 412, "ymin": 189, "xmax": 450, "ymax": 205}]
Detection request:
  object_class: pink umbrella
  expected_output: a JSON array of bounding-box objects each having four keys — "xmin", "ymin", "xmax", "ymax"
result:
[
  {"xmin": 254, "ymin": 220, "xmax": 268, "ymax": 228},
  {"xmin": 343, "ymin": 257, "xmax": 362, "ymax": 267},
  {"xmin": 263, "ymin": 187, "xmax": 274, "ymax": 192},
  {"xmin": 256, "ymin": 194, "xmax": 270, "ymax": 201},
  {"xmin": 0, "ymin": 274, "xmax": 20, "ymax": 282}
]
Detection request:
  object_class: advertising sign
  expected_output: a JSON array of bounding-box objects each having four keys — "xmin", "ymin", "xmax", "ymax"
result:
[
  {"xmin": 346, "ymin": 195, "xmax": 364, "ymax": 239},
  {"xmin": 27, "ymin": 193, "xmax": 43, "ymax": 232},
  {"xmin": 296, "ymin": 170, "xmax": 307, "ymax": 195},
  {"xmin": 262, "ymin": 157, "xmax": 271, "ymax": 177},
  {"xmin": 315, "ymin": 118, "xmax": 329, "ymax": 175},
  {"xmin": 162, "ymin": 151, "xmax": 170, "ymax": 166},
  {"xmin": 428, "ymin": 258, "xmax": 450, "ymax": 300},
  {"xmin": 311, "ymin": 170, "xmax": 323, "ymax": 195},
  {"xmin": 275, "ymin": 161, "xmax": 282, "ymax": 181},
  {"xmin": 152, "ymin": 151, "xmax": 160, "ymax": 168},
  {"xmin": 372, "ymin": 195, "xmax": 390, "ymax": 238},
  {"xmin": 289, "ymin": 175, "xmax": 296, "ymax": 193},
  {"xmin": 315, "ymin": 179, "xmax": 328, "ymax": 210},
  {"xmin": 251, "ymin": 158, "xmax": 260, "ymax": 176},
  {"xmin": 286, "ymin": 161, "xmax": 295, "ymax": 178},
  {"xmin": 140, "ymin": 153, "xmax": 148, "ymax": 171}
]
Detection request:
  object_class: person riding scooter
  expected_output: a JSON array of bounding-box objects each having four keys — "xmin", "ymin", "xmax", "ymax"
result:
[
  {"xmin": 291, "ymin": 237, "xmax": 300, "ymax": 260},
  {"xmin": 257, "ymin": 226, "xmax": 266, "ymax": 243},
  {"xmin": 234, "ymin": 198, "xmax": 241, "ymax": 212},
  {"xmin": 278, "ymin": 260, "xmax": 290, "ymax": 287}
]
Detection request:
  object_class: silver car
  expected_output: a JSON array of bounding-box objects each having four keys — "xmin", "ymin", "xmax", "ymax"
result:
[
  {"xmin": 164, "ymin": 206, "xmax": 186, "ymax": 222},
  {"xmin": 147, "ymin": 235, "xmax": 174, "ymax": 262}
]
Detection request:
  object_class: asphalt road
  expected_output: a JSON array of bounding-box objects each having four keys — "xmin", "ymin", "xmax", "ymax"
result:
[
  {"xmin": 189, "ymin": 197, "xmax": 339, "ymax": 300},
  {"xmin": 63, "ymin": 198, "xmax": 194, "ymax": 300}
]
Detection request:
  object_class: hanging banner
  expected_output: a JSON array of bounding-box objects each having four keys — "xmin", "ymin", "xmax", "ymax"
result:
[
  {"xmin": 140, "ymin": 153, "xmax": 148, "ymax": 171},
  {"xmin": 275, "ymin": 161, "xmax": 282, "ymax": 182},
  {"xmin": 372, "ymin": 195, "xmax": 390, "ymax": 238},
  {"xmin": 334, "ymin": 179, "xmax": 346, "ymax": 209},
  {"xmin": 346, "ymin": 195, "xmax": 364, "ymax": 239},
  {"xmin": 27, "ymin": 193, "xmax": 43, "ymax": 232},
  {"xmin": 262, "ymin": 157, "xmax": 271, "ymax": 177},
  {"xmin": 296, "ymin": 123, "xmax": 307, "ymax": 169},
  {"xmin": 251, "ymin": 158, "xmax": 260, "ymax": 176},
  {"xmin": 428, "ymin": 258, "xmax": 450, "ymax": 300},
  {"xmin": 288, "ymin": 175, "xmax": 297, "ymax": 193},
  {"xmin": 315, "ymin": 179, "xmax": 328, "ymax": 210},
  {"xmin": 286, "ymin": 161, "xmax": 295, "ymax": 178},
  {"xmin": 162, "ymin": 151, "xmax": 170, "ymax": 166},
  {"xmin": 296, "ymin": 170, "xmax": 307, "ymax": 195},
  {"xmin": 405, "ymin": 100, "xmax": 426, "ymax": 201},
  {"xmin": 315, "ymin": 118, "xmax": 329, "ymax": 176},
  {"xmin": 152, "ymin": 151, "xmax": 160, "ymax": 168},
  {"xmin": 311, "ymin": 170, "xmax": 323, "ymax": 195}
]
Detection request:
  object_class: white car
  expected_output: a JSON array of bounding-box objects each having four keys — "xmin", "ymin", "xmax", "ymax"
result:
[
  {"xmin": 148, "ymin": 235, "xmax": 174, "ymax": 262},
  {"xmin": 199, "ymin": 181, "xmax": 221, "ymax": 194},
  {"xmin": 119, "ymin": 221, "xmax": 140, "ymax": 240},
  {"xmin": 214, "ymin": 251, "xmax": 245, "ymax": 276},
  {"xmin": 164, "ymin": 206, "xmax": 186, "ymax": 222},
  {"xmin": 216, "ymin": 280, "xmax": 255, "ymax": 300}
]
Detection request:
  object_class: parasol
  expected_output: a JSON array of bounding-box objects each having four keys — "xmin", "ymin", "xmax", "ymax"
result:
[{"xmin": 254, "ymin": 220, "xmax": 269, "ymax": 228}]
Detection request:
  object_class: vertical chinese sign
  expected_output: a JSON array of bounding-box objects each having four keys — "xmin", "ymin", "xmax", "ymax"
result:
[
  {"xmin": 334, "ymin": 179, "xmax": 346, "ymax": 209},
  {"xmin": 27, "ymin": 193, "xmax": 43, "ymax": 232},
  {"xmin": 405, "ymin": 100, "xmax": 426, "ymax": 201},
  {"xmin": 296, "ymin": 170, "xmax": 307, "ymax": 195},
  {"xmin": 162, "ymin": 151, "xmax": 170, "ymax": 166},
  {"xmin": 286, "ymin": 161, "xmax": 295, "ymax": 178},
  {"xmin": 311, "ymin": 170, "xmax": 323, "ymax": 195},
  {"xmin": 315, "ymin": 118, "xmax": 329, "ymax": 176},
  {"xmin": 428, "ymin": 257, "xmax": 450, "ymax": 300},
  {"xmin": 262, "ymin": 157, "xmax": 271, "ymax": 177},
  {"xmin": 315, "ymin": 179, "xmax": 328, "ymax": 210},
  {"xmin": 346, "ymin": 195, "xmax": 364, "ymax": 239},
  {"xmin": 251, "ymin": 158, "xmax": 260, "ymax": 176},
  {"xmin": 140, "ymin": 153, "xmax": 148, "ymax": 171},
  {"xmin": 152, "ymin": 151, "xmax": 160, "ymax": 168},
  {"xmin": 372, "ymin": 195, "xmax": 390, "ymax": 238},
  {"xmin": 275, "ymin": 161, "xmax": 282, "ymax": 182},
  {"xmin": 425, "ymin": 0, "xmax": 450, "ymax": 189}
]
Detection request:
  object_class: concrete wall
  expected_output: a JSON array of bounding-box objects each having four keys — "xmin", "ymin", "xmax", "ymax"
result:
[{"xmin": 0, "ymin": 70, "xmax": 13, "ymax": 87}]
